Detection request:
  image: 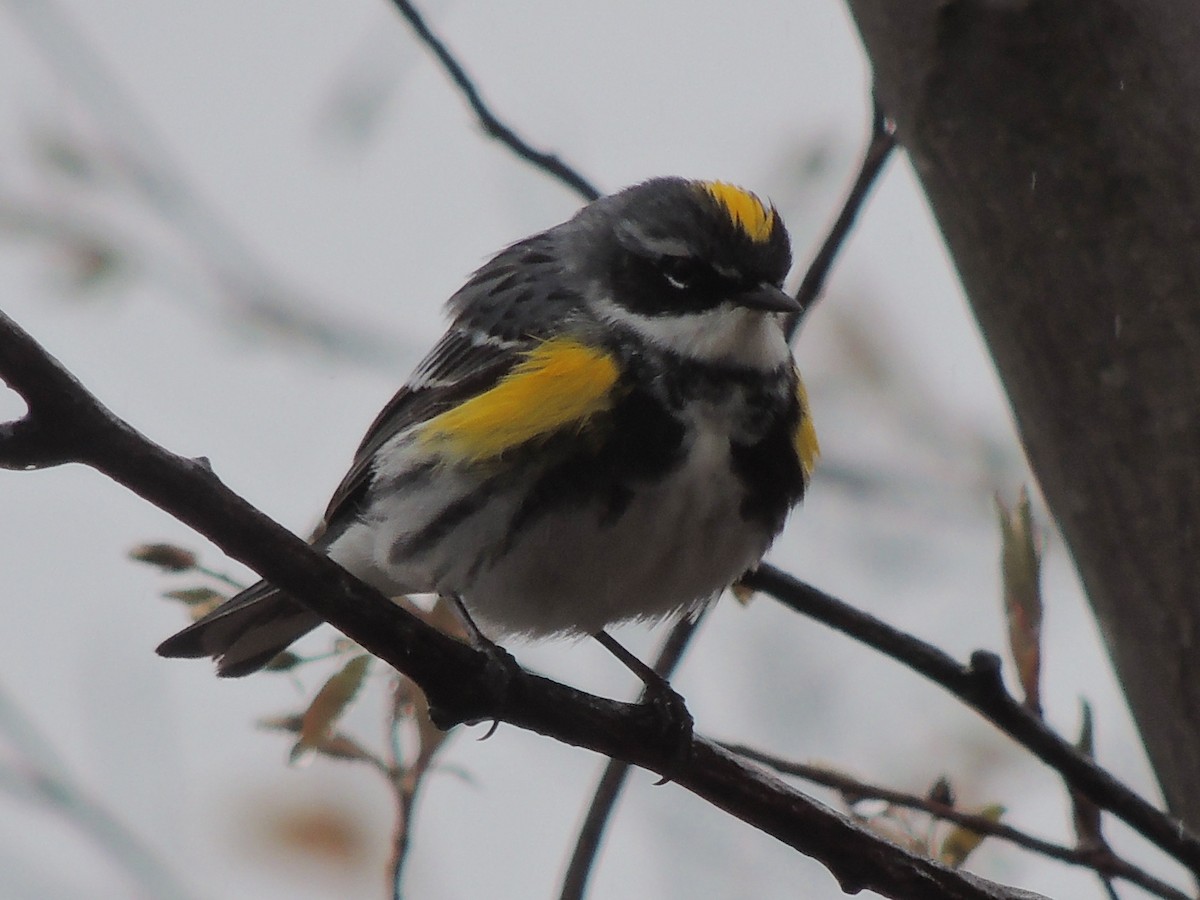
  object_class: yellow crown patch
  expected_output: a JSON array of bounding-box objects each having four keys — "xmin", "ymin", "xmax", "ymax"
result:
[{"xmin": 700, "ymin": 181, "xmax": 775, "ymax": 243}]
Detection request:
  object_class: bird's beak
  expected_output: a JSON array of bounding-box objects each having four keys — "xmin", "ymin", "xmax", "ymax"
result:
[{"xmin": 733, "ymin": 283, "xmax": 801, "ymax": 313}]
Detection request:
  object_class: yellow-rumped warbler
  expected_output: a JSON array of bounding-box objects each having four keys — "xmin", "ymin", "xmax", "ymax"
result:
[{"xmin": 157, "ymin": 178, "xmax": 818, "ymax": 677}]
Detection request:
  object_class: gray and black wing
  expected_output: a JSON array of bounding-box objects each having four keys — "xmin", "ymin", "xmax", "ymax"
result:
[
  {"xmin": 156, "ymin": 232, "xmax": 583, "ymax": 676},
  {"xmin": 317, "ymin": 232, "xmax": 583, "ymax": 542}
]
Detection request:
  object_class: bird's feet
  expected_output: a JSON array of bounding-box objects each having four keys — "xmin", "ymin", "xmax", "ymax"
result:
[
  {"xmin": 427, "ymin": 595, "xmax": 522, "ymax": 736},
  {"xmin": 639, "ymin": 672, "xmax": 695, "ymax": 783},
  {"xmin": 594, "ymin": 630, "xmax": 695, "ymax": 781}
]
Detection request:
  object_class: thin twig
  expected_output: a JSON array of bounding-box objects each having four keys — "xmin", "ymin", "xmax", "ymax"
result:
[
  {"xmin": 786, "ymin": 98, "xmax": 897, "ymax": 340},
  {"xmin": 723, "ymin": 743, "xmax": 1189, "ymax": 900},
  {"xmin": 388, "ymin": 0, "xmax": 600, "ymax": 202},
  {"xmin": 387, "ymin": 681, "xmax": 409, "ymax": 900},
  {"xmin": 741, "ymin": 564, "xmax": 1200, "ymax": 877},
  {"xmin": 6, "ymin": 0, "xmax": 400, "ymax": 364},
  {"xmin": 192, "ymin": 564, "xmax": 247, "ymax": 591},
  {"xmin": 385, "ymin": 677, "xmax": 445, "ymax": 900},
  {"xmin": 0, "ymin": 683, "xmax": 196, "ymax": 900},
  {"xmin": 558, "ymin": 610, "xmax": 709, "ymax": 900}
]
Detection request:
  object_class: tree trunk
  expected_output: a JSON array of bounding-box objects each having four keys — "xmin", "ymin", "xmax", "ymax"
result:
[{"xmin": 843, "ymin": 0, "xmax": 1200, "ymax": 827}]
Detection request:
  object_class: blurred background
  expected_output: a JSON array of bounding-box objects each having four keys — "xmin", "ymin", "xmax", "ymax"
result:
[{"xmin": 0, "ymin": 1, "xmax": 1177, "ymax": 897}]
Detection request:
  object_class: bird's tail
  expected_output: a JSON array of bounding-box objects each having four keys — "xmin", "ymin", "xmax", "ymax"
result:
[{"xmin": 156, "ymin": 580, "xmax": 324, "ymax": 677}]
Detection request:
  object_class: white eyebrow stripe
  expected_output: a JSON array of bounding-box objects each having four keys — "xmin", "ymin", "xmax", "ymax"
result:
[{"xmin": 614, "ymin": 219, "xmax": 691, "ymax": 258}]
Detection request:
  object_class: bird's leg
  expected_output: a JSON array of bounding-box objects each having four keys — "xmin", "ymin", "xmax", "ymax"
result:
[
  {"xmin": 439, "ymin": 593, "xmax": 521, "ymax": 738},
  {"xmin": 593, "ymin": 630, "xmax": 694, "ymax": 779}
]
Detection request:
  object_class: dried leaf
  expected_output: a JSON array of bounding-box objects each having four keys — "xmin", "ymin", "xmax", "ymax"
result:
[
  {"xmin": 927, "ymin": 776, "xmax": 955, "ymax": 808},
  {"xmin": 884, "ymin": 824, "xmax": 928, "ymax": 855},
  {"xmin": 163, "ymin": 587, "xmax": 225, "ymax": 607},
  {"xmin": 60, "ymin": 240, "xmax": 124, "ymax": 292},
  {"xmin": 261, "ymin": 715, "xmax": 376, "ymax": 764},
  {"xmin": 261, "ymin": 651, "xmax": 304, "ymax": 673},
  {"xmin": 996, "ymin": 488, "xmax": 1043, "ymax": 715},
  {"xmin": 330, "ymin": 636, "xmax": 361, "ymax": 655},
  {"xmin": 314, "ymin": 734, "xmax": 379, "ymax": 764},
  {"xmin": 255, "ymin": 799, "xmax": 369, "ymax": 867},
  {"xmin": 730, "ymin": 580, "xmax": 756, "ymax": 605},
  {"xmin": 388, "ymin": 675, "xmax": 446, "ymax": 767},
  {"xmin": 1070, "ymin": 700, "xmax": 1106, "ymax": 850},
  {"xmin": 259, "ymin": 714, "xmax": 305, "ymax": 734},
  {"xmin": 410, "ymin": 682, "xmax": 448, "ymax": 768},
  {"xmin": 939, "ymin": 804, "xmax": 1005, "ymax": 868},
  {"xmin": 130, "ymin": 543, "xmax": 197, "ymax": 572},
  {"xmin": 290, "ymin": 655, "xmax": 371, "ymax": 764}
]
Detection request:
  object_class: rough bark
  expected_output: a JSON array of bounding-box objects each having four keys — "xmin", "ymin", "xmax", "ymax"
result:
[{"xmin": 844, "ymin": 0, "xmax": 1200, "ymax": 827}]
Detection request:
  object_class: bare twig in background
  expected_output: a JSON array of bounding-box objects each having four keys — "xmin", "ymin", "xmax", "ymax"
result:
[
  {"xmin": 386, "ymin": 679, "xmax": 424, "ymax": 900},
  {"xmin": 4, "ymin": 0, "xmax": 400, "ymax": 364},
  {"xmin": 741, "ymin": 564, "xmax": 1200, "ymax": 878},
  {"xmin": 257, "ymin": 667, "xmax": 445, "ymax": 900},
  {"xmin": 558, "ymin": 610, "xmax": 708, "ymax": 900},
  {"xmin": 786, "ymin": 98, "xmax": 896, "ymax": 338},
  {"xmin": 0, "ymin": 682, "xmax": 196, "ymax": 900},
  {"xmin": 387, "ymin": 0, "xmax": 600, "ymax": 202},
  {"xmin": 723, "ymin": 743, "xmax": 1190, "ymax": 900},
  {"xmin": 383, "ymin": 597, "xmax": 460, "ymax": 900}
]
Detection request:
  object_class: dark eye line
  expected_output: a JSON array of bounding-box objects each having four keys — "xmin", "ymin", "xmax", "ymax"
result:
[{"xmin": 655, "ymin": 254, "xmax": 744, "ymax": 293}]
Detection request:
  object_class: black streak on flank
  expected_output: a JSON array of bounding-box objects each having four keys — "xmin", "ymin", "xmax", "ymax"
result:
[
  {"xmin": 501, "ymin": 387, "xmax": 687, "ymax": 543},
  {"xmin": 729, "ymin": 409, "xmax": 805, "ymax": 535}
]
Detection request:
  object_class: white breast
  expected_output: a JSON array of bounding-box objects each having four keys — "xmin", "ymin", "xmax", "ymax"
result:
[
  {"xmin": 325, "ymin": 396, "xmax": 775, "ymax": 639},
  {"xmin": 454, "ymin": 406, "xmax": 770, "ymax": 637},
  {"xmin": 591, "ymin": 298, "xmax": 791, "ymax": 370}
]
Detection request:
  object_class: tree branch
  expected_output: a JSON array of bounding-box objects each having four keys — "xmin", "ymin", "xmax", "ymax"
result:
[
  {"xmin": 741, "ymin": 565, "xmax": 1200, "ymax": 877},
  {"xmin": 724, "ymin": 743, "xmax": 1190, "ymax": 900},
  {"xmin": 388, "ymin": 0, "xmax": 600, "ymax": 202},
  {"xmin": 0, "ymin": 309, "xmax": 1050, "ymax": 899},
  {"xmin": 786, "ymin": 98, "xmax": 897, "ymax": 337}
]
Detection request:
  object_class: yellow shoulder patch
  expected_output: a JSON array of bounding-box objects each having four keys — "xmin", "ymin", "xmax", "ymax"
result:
[
  {"xmin": 419, "ymin": 338, "xmax": 620, "ymax": 463},
  {"xmin": 700, "ymin": 181, "xmax": 775, "ymax": 243},
  {"xmin": 792, "ymin": 374, "xmax": 819, "ymax": 480}
]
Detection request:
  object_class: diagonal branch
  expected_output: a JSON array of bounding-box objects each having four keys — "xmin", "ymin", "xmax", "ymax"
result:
[
  {"xmin": 724, "ymin": 743, "xmax": 1190, "ymax": 900},
  {"xmin": 741, "ymin": 565, "xmax": 1200, "ymax": 876},
  {"xmin": 0, "ymin": 308, "xmax": 1048, "ymax": 900},
  {"xmin": 388, "ymin": 0, "xmax": 601, "ymax": 202},
  {"xmin": 786, "ymin": 97, "xmax": 897, "ymax": 338}
]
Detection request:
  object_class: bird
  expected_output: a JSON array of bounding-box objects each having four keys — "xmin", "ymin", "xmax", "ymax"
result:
[{"xmin": 157, "ymin": 177, "xmax": 818, "ymax": 682}]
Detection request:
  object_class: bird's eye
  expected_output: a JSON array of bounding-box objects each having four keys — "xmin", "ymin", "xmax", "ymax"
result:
[{"xmin": 657, "ymin": 255, "xmax": 706, "ymax": 291}]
